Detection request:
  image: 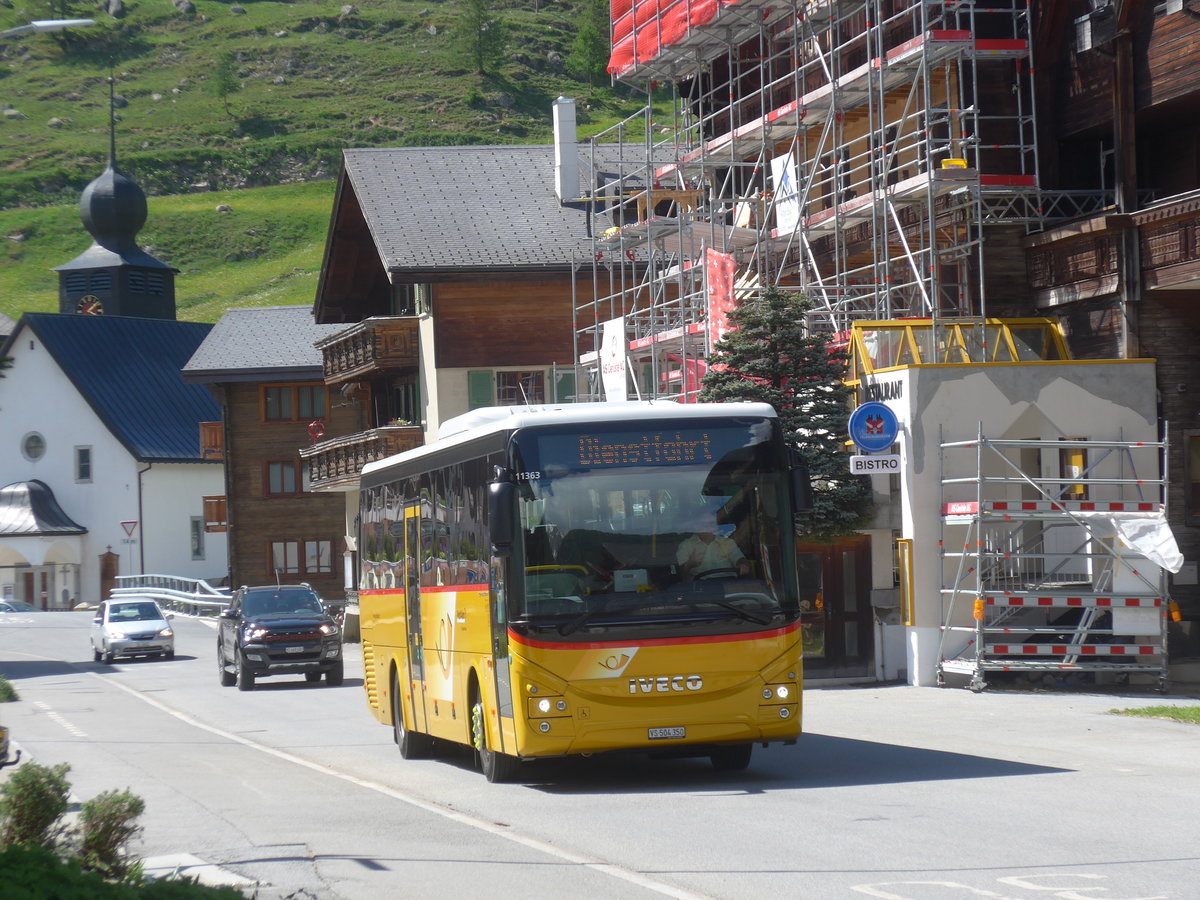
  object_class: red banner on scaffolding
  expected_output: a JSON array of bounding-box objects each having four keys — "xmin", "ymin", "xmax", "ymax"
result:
[{"xmin": 705, "ymin": 248, "xmax": 738, "ymax": 351}]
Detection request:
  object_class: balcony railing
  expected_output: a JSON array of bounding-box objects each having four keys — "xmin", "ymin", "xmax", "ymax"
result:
[
  {"xmin": 1026, "ymin": 191, "xmax": 1200, "ymax": 301},
  {"xmin": 1135, "ymin": 191, "xmax": 1200, "ymax": 289},
  {"xmin": 299, "ymin": 426, "xmax": 424, "ymax": 492},
  {"xmin": 316, "ymin": 316, "xmax": 419, "ymax": 385}
]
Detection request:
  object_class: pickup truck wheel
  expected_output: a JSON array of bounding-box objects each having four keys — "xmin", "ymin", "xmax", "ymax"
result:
[
  {"xmin": 218, "ymin": 643, "xmax": 236, "ymax": 686},
  {"xmin": 305, "ymin": 672, "xmax": 323, "ymax": 683},
  {"xmin": 235, "ymin": 654, "xmax": 255, "ymax": 691},
  {"xmin": 325, "ymin": 659, "xmax": 344, "ymax": 686}
]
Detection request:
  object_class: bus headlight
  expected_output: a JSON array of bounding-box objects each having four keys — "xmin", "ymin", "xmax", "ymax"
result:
[
  {"xmin": 762, "ymin": 683, "xmax": 793, "ymax": 703},
  {"xmin": 527, "ymin": 695, "xmax": 569, "ymax": 718}
]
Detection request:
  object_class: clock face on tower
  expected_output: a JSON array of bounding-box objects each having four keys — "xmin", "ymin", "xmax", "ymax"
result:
[{"xmin": 76, "ymin": 295, "xmax": 104, "ymax": 315}]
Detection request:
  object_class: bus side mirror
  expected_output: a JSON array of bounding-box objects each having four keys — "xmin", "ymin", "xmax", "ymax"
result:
[
  {"xmin": 488, "ymin": 480, "xmax": 515, "ymax": 557},
  {"xmin": 791, "ymin": 464, "xmax": 813, "ymax": 516}
]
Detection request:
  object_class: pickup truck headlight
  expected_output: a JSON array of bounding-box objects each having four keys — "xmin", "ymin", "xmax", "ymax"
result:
[
  {"xmin": 318, "ymin": 623, "xmax": 338, "ymax": 636},
  {"xmin": 245, "ymin": 626, "xmax": 269, "ymax": 642}
]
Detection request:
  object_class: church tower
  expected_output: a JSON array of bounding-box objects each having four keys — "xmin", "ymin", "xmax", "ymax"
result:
[{"xmin": 54, "ymin": 78, "xmax": 177, "ymax": 319}]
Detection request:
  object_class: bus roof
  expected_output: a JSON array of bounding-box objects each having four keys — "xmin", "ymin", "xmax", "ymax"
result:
[{"xmin": 361, "ymin": 401, "xmax": 779, "ymax": 478}]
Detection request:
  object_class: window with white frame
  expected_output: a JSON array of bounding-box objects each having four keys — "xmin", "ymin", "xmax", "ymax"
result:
[
  {"xmin": 190, "ymin": 517, "xmax": 205, "ymax": 560},
  {"xmin": 75, "ymin": 446, "xmax": 92, "ymax": 483}
]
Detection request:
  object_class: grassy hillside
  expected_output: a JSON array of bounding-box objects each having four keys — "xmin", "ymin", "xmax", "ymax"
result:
[
  {"xmin": 0, "ymin": 181, "xmax": 334, "ymax": 321},
  {"xmin": 0, "ymin": 0, "xmax": 646, "ymax": 322}
]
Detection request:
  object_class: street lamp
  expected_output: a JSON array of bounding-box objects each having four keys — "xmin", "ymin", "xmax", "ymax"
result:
[{"xmin": 0, "ymin": 18, "xmax": 97, "ymax": 38}]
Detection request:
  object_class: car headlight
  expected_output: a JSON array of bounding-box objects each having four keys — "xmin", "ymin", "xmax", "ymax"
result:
[
  {"xmin": 245, "ymin": 626, "xmax": 269, "ymax": 641},
  {"xmin": 318, "ymin": 623, "xmax": 338, "ymax": 636},
  {"xmin": 158, "ymin": 627, "xmax": 173, "ymax": 638},
  {"xmin": 106, "ymin": 628, "xmax": 127, "ymax": 640}
]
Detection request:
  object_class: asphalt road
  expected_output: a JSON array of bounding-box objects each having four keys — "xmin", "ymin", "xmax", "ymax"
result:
[{"xmin": 2, "ymin": 609, "xmax": 1199, "ymax": 900}]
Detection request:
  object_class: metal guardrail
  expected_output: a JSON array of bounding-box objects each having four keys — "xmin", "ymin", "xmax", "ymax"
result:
[{"xmin": 111, "ymin": 575, "xmax": 231, "ymax": 617}]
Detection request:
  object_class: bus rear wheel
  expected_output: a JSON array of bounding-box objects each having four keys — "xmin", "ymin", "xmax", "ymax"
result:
[
  {"xmin": 710, "ymin": 743, "xmax": 753, "ymax": 771},
  {"xmin": 471, "ymin": 695, "xmax": 520, "ymax": 783},
  {"xmin": 392, "ymin": 673, "xmax": 432, "ymax": 759}
]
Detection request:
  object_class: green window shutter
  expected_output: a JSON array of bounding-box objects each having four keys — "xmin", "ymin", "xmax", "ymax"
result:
[
  {"xmin": 467, "ymin": 370, "xmax": 494, "ymax": 410},
  {"xmin": 553, "ymin": 370, "xmax": 576, "ymax": 403}
]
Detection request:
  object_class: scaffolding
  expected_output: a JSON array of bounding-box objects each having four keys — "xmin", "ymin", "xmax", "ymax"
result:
[
  {"xmin": 937, "ymin": 427, "xmax": 1172, "ymax": 692},
  {"xmin": 571, "ymin": 0, "xmax": 1110, "ymax": 401}
]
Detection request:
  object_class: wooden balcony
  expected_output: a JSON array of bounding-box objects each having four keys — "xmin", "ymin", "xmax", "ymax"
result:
[
  {"xmin": 1026, "ymin": 192, "xmax": 1200, "ymax": 305},
  {"xmin": 298, "ymin": 426, "xmax": 424, "ymax": 492},
  {"xmin": 316, "ymin": 316, "xmax": 419, "ymax": 386},
  {"xmin": 199, "ymin": 422, "xmax": 224, "ymax": 460},
  {"xmin": 1135, "ymin": 191, "xmax": 1200, "ymax": 290}
]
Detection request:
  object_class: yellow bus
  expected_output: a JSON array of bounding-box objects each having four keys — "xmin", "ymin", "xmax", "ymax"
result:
[{"xmin": 357, "ymin": 401, "xmax": 812, "ymax": 781}]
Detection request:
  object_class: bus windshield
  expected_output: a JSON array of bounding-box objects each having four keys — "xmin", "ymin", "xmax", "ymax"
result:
[{"xmin": 509, "ymin": 415, "xmax": 797, "ymax": 640}]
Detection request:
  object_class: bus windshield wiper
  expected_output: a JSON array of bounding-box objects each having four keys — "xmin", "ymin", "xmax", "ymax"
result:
[{"xmin": 713, "ymin": 600, "xmax": 776, "ymax": 626}]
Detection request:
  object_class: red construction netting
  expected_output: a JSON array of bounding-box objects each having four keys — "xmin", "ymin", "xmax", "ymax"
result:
[{"xmin": 610, "ymin": 0, "xmax": 738, "ymax": 75}]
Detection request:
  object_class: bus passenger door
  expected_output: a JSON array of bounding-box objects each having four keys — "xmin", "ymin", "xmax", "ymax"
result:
[{"xmin": 403, "ymin": 503, "xmax": 429, "ymax": 734}]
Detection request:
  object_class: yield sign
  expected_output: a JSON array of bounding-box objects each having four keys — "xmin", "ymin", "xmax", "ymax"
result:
[{"xmin": 120, "ymin": 521, "xmax": 138, "ymax": 536}]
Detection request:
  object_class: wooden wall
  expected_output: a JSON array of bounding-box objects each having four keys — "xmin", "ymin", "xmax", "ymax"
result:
[
  {"xmin": 433, "ymin": 278, "xmax": 576, "ymax": 368},
  {"xmin": 1055, "ymin": 4, "xmax": 1200, "ymax": 137},
  {"xmin": 222, "ymin": 381, "xmax": 365, "ymax": 600}
]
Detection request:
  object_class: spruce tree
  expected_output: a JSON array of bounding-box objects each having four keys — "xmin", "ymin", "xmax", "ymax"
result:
[
  {"xmin": 567, "ymin": 0, "xmax": 612, "ymax": 86},
  {"xmin": 457, "ymin": 0, "xmax": 507, "ymax": 76},
  {"xmin": 698, "ymin": 286, "xmax": 873, "ymax": 539}
]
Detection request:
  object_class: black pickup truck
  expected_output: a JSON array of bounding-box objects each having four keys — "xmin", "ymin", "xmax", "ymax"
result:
[{"xmin": 217, "ymin": 584, "xmax": 344, "ymax": 691}]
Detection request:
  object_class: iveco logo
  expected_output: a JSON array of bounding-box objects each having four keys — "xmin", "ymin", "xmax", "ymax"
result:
[{"xmin": 628, "ymin": 675, "xmax": 703, "ymax": 694}]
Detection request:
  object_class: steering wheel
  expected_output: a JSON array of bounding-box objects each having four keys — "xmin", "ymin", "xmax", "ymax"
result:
[{"xmin": 696, "ymin": 567, "xmax": 741, "ymax": 581}]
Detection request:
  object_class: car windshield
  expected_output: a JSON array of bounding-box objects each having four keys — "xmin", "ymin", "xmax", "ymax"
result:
[
  {"xmin": 109, "ymin": 603, "xmax": 163, "ymax": 621},
  {"xmin": 242, "ymin": 590, "xmax": 322, "ymax": 618},
  {"xmin": 2, "ymin": 601, "xmax": 35, "ymax": 612}
]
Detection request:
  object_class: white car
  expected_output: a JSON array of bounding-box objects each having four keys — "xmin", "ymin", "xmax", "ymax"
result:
[{"xmin": 91, "ymin": 599, "xmax": 175, "ymax": 663}]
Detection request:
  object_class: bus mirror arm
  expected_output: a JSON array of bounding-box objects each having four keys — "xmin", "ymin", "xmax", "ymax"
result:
[
  {"xmin": 790, "ymin": 464, "xmax": 814, "ymax": 516},
  {"xmin": 488, "ymin": 480, "xmax": 516, "ymax": 557}
]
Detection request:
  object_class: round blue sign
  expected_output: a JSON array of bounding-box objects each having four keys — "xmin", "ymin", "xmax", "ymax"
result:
[{"xmin": 848, "ymin": 402, "xmax": 898, "ymax": 453}]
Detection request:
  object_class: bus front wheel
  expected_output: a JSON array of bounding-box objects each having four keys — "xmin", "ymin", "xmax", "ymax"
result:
[
  {"xmin": 471, "ymin": 695, "xmax": 520, "ymax": 783},
  {"xmin": 392, "ymin": 673, "xmax": 432, "ymax": 760},
  {"xmin": 710, "ymin": 743, "xmax": 753, "ymax": 771}
]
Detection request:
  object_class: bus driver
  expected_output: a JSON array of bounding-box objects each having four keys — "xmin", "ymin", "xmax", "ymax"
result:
[{"xmin": 676, "ymin": 516, "xmax": 750, "ymax": 580}]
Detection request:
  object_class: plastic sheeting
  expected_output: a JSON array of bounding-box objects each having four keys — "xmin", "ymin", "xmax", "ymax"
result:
[
  {"xmin": 1070, "ymin": 510, "xmax": 1184, "ymax": 574},
  {"xmin": 609, "ymin": 0, "xmax": 731, "ymax": 75}
]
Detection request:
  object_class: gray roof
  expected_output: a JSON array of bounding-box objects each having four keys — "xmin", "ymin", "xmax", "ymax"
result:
[
  {"xmin": 0, "ymin": 480, "xmax": 86, "ymax": 537},
  {"xmin": 340, "ymin": 145, "xmax": 600, "ymax": 273},
  {"xmin": 183, "ymin": 305, "xmax": 345, "ymax": 383},
  {"xmin": 0, "ymin": 312, "xmax": 15, "ymax": 339}
]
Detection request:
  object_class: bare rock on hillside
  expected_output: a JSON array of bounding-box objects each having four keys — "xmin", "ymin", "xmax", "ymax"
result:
[
  {"xmin": 173, "ymin": 0, "xmax": 196, "ymax": 14},
  {"xmin": 107, "ymin": 0, "xmax": 126, "ymax": 18}
]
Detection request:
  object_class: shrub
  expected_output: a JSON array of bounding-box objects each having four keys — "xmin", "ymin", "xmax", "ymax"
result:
[
  {"xmin": 78, "ymin": 789, "xmax": 146, "ymax": 881},
  {"xmin": 0, "ymin": 761, "xmax": 71, "ymax": 850},
  {"xmin": 0, "ymin": 676, "xmax": 18, "ymax": 702},
  {"xmin": 0, "ymin": 843, "xmax": 246, "ymax": 898}
]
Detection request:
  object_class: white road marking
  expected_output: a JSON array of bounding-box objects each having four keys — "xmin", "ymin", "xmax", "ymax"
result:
[
  {"xmin": 33, "ymin": 700, "xmax": 88, "ymax": 738},
  {"xmin": 97, "ymin": 672, "xmax": 710, "ymax": 900}
]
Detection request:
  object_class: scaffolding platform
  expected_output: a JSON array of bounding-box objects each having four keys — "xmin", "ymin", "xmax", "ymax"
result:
[{"xmin": 937, "ymin": 431, "xmax": 1171, "ymax": 693}]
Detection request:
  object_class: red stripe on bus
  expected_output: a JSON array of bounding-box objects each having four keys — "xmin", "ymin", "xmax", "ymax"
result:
[{"xmin": 509, "ymin": 620, "xmax": 801, "ymax": 651}]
